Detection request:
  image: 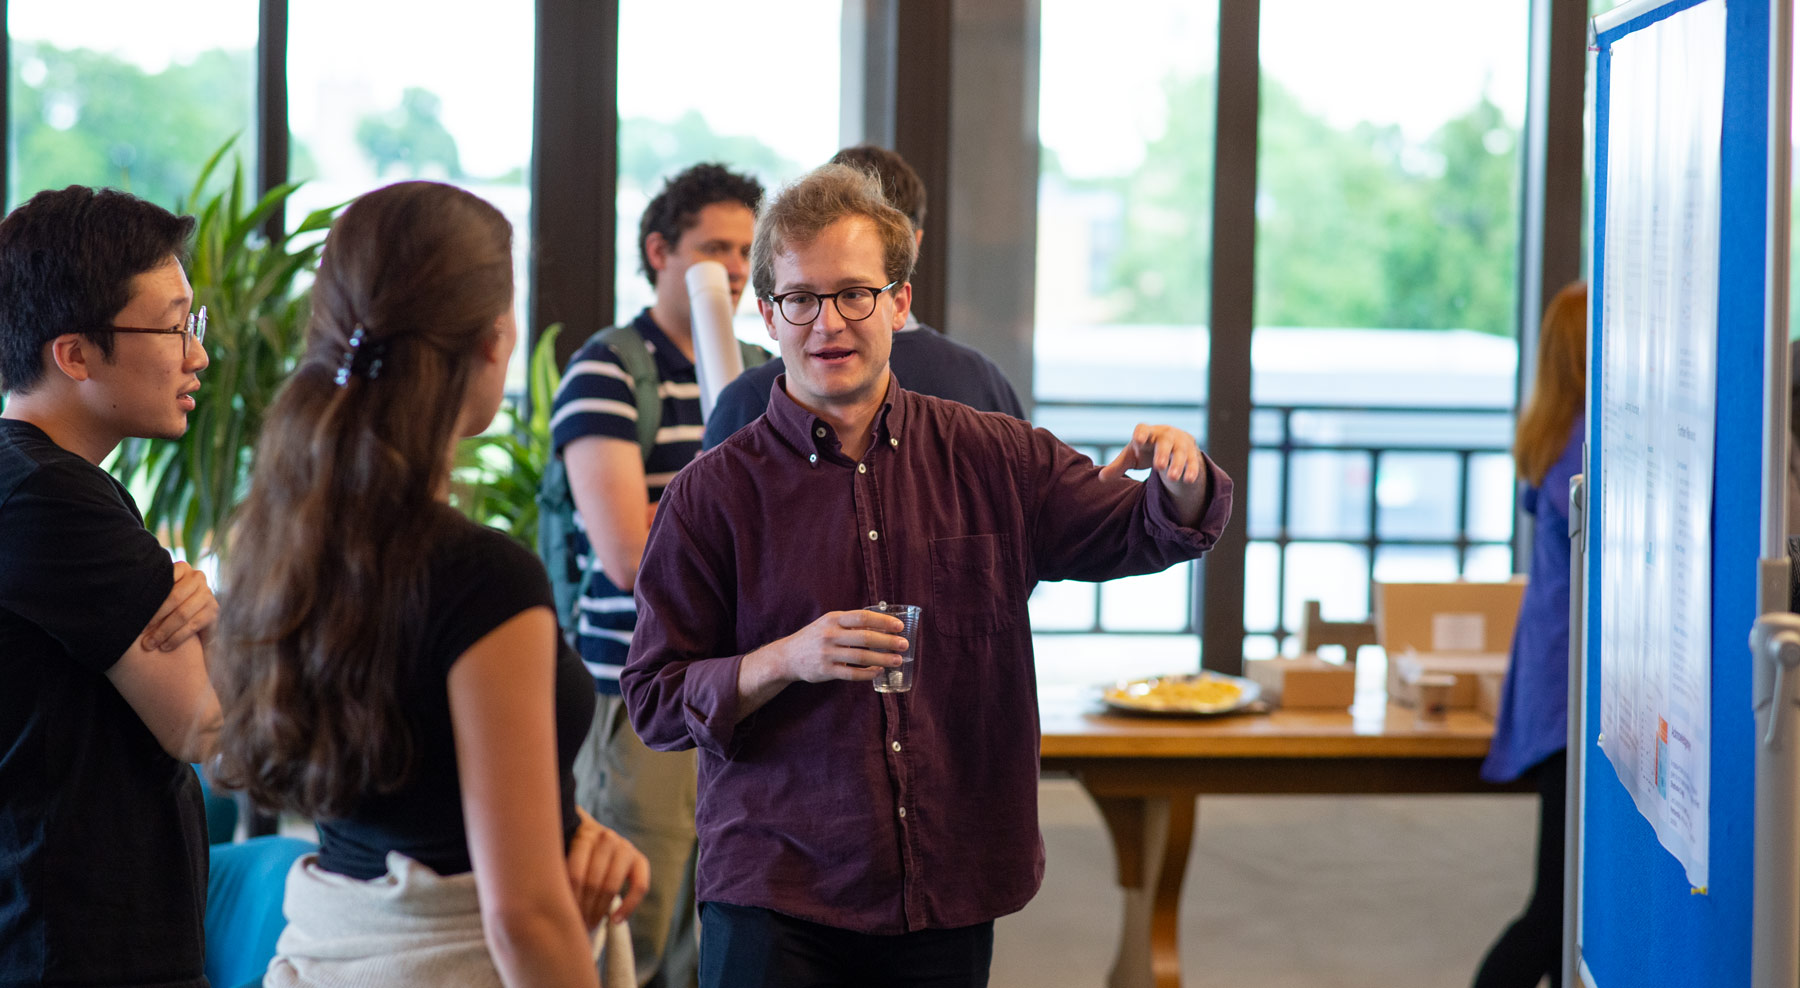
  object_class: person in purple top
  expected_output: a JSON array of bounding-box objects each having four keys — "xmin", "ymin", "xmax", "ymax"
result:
[
  {"xmin": 1473, "ymin": 281, "xmax": 1587, "ymax": 988},
  {"xmin": 621, "ymin": 163, "xmax": 1233, "ymax": 988}
]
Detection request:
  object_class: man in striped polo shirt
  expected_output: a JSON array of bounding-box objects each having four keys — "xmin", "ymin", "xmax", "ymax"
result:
[{"xmin": 548, "ymin": 162, "xmax": 763, "ymax": 988}]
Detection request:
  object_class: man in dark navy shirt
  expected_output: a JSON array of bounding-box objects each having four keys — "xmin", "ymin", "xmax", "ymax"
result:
[
  {"xmin": 701, "ymin": 145, "xmax": 1023, "ymax": 452},
  {"xmin": 0, "ymin": 186, "xmax": 221, "ymax": 987},
  {"xmin": 625, "ymin": 164, "xmax": 1232, "ymax": 988}
]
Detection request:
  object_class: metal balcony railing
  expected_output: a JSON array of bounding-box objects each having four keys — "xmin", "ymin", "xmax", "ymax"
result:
[{"xmin": 1029, "ymin": 399, "xmax": 1518, "ymax": 653}]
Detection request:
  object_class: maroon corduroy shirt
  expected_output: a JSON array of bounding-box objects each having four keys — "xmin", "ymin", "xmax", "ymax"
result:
[{"xmin": 622, "ymin": 376, "xmax": 1233, "ymax": 935}]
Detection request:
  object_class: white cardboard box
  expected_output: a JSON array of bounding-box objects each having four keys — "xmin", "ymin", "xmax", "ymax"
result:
[{"xmin": 1390, "ymin": 651, "xmax": 1509, "ymax": 709}]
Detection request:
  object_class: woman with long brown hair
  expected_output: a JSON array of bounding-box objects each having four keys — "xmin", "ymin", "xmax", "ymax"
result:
[
  {"xmin": 211, "ymin": 181, "xmax": 647, "ymax": 987},
  {"xmin": 1472, "ymin": 280, "xmax": 1587, "ymax": 988}
]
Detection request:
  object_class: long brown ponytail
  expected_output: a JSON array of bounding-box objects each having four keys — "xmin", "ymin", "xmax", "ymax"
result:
[{"xmin": 211, "ymin": 181, "xmax": 514, "ymax": 816}]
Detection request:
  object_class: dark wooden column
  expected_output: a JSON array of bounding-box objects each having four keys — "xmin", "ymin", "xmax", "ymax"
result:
[
  {"xmin": 256, "ymin": 0, "xmax": 288, "ymax": 241},
  {"xmin": 889, "ymin": 1, "xmax": 952, "ymax": 333},
  {"xmin": 239, "ymin": 0, "xmax": 291, "ymax": 838},
  {"xmin": 1513, "ymin": 0, "xmax": 1588, "ymax": 565},
  {"xmin": 847, "ymin": 0, "xmax": 952, "ymax": 333},
  {"xmin": 1199, "ymin": 0, "xmax": 1260, "ymax": 676},
  {"xmin": 843, "ymin": 0, "xmax": 1036, "ymax": 404},
  {"xmin": 532, "ymin": 0, "xmax": 619, "ymax": 370},
  {"xmin": 943, "ymin": 0, "xmax": 1038, "ymax": 406},
  {"xmin": 0, "ymin": 0, "xmax": 10, "ymax": 207}
]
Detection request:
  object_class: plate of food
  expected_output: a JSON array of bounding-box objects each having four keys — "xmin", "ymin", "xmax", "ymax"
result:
[{"xmin": 1101, "ymin": 672, "xmax": 1263, "ymax": 717}]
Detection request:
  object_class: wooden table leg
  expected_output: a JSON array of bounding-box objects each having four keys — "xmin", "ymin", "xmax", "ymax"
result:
[{"xmin": 1083, "ymin": 784, "xmax": 1198, "ymax": 988}]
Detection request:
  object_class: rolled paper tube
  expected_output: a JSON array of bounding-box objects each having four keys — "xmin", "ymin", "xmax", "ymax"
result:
[{"xmin": 686, "ymin": 259, "xmax": 743, "ymax": 420}]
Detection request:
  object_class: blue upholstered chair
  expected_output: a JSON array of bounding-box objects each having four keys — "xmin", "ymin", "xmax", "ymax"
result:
[
  {"xmin": 194, "ymin": 765, "xmax": 239, "ymax": 844},
  {"xmin": 204, "ymin": 835, "xmax": 313, "ymax": 988},
  {"xmin": 193, "ymin": 766, "xmax": 312, "ymax": 988}
]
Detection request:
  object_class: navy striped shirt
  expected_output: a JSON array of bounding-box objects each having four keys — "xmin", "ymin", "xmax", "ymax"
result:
[{"xmin": 548, "ymin": 309, "xmax": 705, "ymax": 693}]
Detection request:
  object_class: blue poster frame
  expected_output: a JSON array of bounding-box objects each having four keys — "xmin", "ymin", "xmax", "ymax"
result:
[{"xmin": 1583, "ymin": 0, "xmax": 1768, "ymax": 984}]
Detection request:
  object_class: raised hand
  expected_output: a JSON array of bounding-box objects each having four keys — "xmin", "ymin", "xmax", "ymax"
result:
[{"xmin": 1098, "ymin": 423, "xmax": 1210, "ymax": 525}]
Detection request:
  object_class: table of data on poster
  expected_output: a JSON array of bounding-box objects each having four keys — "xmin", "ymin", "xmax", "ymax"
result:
[{"xmin": 1596, "ymin": 0, "xmax": 1722, "ymax": 889}]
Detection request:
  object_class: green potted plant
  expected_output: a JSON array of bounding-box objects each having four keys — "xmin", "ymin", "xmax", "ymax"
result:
[
  {"xmin": 450, "ymin": 323, "xmax": 563, "ymax": 544},
  {"xmin": 108, "ymin": 137, "xmax": 339, "ymax": 561}
]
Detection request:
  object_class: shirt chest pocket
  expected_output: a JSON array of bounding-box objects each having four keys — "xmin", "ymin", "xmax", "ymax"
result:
[{"xmin": 928, "ymin": 534, "xmax": 1016, "ymax": 638}]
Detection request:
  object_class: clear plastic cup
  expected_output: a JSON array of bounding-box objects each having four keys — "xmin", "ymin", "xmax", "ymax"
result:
[{"xmin": 866, "ymin": 602, "xmax": 922, "ymax": 693}]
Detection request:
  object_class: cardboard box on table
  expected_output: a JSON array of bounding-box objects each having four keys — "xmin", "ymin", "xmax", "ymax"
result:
[
  {"xmin": 1244, "ymin": 654, "xmax": 1357, "ymax": 710},
  {"xmin": 1375, "ymin": 579, "xmax": 1526, "ymax": 708},
  {"xmin": 1476, "ymin": 671, "xmax": 1505, "ymax": 720},
  {"xmin": 1390, "ymin": 652, "xmax": 1509, "ymax": 708},
  {"xmin": 1244, "ymin": 600, "xmax": 1374, "ymax": 711}
]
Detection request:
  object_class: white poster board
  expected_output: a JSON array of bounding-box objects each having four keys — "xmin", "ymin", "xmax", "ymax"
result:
[{"xmin": 1596, "ymin": 0, "xmax": 1723, "ymax": 889}]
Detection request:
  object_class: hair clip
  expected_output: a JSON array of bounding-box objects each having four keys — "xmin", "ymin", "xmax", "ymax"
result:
[{"xmin": 335, "ymin": 325, "xmax": 388, "ymax": 387}]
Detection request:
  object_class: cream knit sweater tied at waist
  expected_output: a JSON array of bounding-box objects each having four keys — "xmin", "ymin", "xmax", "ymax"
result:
[{"xmin": 267, "ymin": 851, "xmax": 632, "ymax": 988}]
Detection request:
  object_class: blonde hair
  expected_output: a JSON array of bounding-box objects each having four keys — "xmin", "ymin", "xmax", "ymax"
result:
[
  {"xmin": 1513, "ymin": 281, "xmax": 1588, "ymax": 486},
  {"xmin": 750, "ymin": 163, "xmax": 917, "ymax": 299}
]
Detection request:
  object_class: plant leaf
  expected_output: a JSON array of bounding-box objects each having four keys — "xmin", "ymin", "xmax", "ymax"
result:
[{"xmin": 107, "ymin": 136, "xmax": 342, "ymax": 562}]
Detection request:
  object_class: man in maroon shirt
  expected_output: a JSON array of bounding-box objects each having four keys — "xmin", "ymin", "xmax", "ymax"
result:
[{"xmin": 622, "ymin": 164, "xmax": 1233, "ymax": 987}]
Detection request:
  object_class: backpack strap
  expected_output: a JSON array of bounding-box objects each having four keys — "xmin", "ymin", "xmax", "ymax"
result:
[
  {"xmin": 544, "ymin": 329, "xmax": 759, "ymax": 641},
  {"xmin": 594, "ymin": 323, "xmax": 662, "ymax": 464},
  {"xmin": 538, "ymin": 322, "xmax": 662, "ymax": 644},
  {"xmin": 738, "ymin": 340, "xmax": 773, "ymax": 370}
]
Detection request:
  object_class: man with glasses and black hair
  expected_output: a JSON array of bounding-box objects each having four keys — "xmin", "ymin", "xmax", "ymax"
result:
[
  {"xmin": 701, "ymin": 144, "xmax": 1023, "ymax": 451},
  {"xmin": 0, "ymin": 185, "xmax": 220, "ymax": 988},
  {"xmin": 622, "ymin": 164, "xmax": 1234, "ymax": 987}
]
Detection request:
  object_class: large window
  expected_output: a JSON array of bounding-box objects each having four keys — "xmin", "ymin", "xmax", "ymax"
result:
[
  {"xmin": 1246, "ymin": 0, "xmax": 1530, "ymax": 658},
  {"xmin": 7, "ymin": 1, "xmax": 255, "ymax": 210},
  {"xmin": 1032, "ymin": 0, "xmax": 1532, "ymax": 680},
  {"xmin": 1031, "ymin": 0, "xmax": 1219, "ymax": 683},
  {"xmin": 287, "ymin": 1, "xmax": 534, "ymax": 382},
  {"xmin": 614, "ymin": 0, "xmax": 841, "ymax": 338},
  {"xmin": 0, "ymin": 4, "xmax": 1563, "ymax": 683}
]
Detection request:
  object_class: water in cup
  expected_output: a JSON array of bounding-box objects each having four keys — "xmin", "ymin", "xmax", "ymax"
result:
[{"xmin": 867, "ymin": 602, "xmax": 921, "ymax": 693}]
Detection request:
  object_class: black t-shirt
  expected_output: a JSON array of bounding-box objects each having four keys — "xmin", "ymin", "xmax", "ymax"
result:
[
  {"xmin": 0, "ymin": 418, "xmax": 207, "ymax": 988},
  {"xmin": 315, "ymin": 512, "xmax": 596, "ymax": 880}
]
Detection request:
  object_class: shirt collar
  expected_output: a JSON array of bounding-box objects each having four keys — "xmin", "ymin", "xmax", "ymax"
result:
[
  {"xmin": 632, "ymin": 307, "xmax": 694, "ymax": 373},
  {"xmin": 0, "ymin": 417, "xmax": 50, "ymax": 443},
  {"xmin": 765, "ymin": 371, "xmax": 908, "ymax": 465}
]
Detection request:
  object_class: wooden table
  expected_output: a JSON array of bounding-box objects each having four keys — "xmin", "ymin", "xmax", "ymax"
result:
[{"xmin": 1037, "ymin": 690, "xmax": 1525, "ymax": 988}]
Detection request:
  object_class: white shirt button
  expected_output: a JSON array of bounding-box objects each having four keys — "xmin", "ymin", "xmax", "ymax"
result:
[
  {"xmin": 858, "ymin": 464, "xmax": 867, "ymax": 474},
  {"xmin": 898, "ymin": 806, "xmax": 907, "ymax": 818},
  {"xmin": 808, "ymin": 453, "xmax": 818, "ymax": 464},
  {"xmin": 891, "ymin": 741, "xmax": 902, "ymax": 752},
  {"xmin": 868, "ymin": 530, "xmax": 879, "ymax": 541},
  {"xmin": 889, "ymin": 437, "xmax": 899, "ymax": 446}
]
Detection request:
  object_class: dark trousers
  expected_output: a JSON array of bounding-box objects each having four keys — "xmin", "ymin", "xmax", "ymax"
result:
[
  {"xmin": 1473, "ymin": 749, "xmax": 1568, "ymax": 988},
  {"xmin": 699, "ymin": 902, "xmax": 994, "ymax": 988}
]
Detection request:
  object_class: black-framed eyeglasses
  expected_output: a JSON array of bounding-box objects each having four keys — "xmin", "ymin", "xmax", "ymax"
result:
[
  {"xmin": 763, "ymin": 282, "xmax": 899, "ymax": 325},
  {"xmin": 104, "ymin": 305, "xmax": 207, "ymax": 357}
]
